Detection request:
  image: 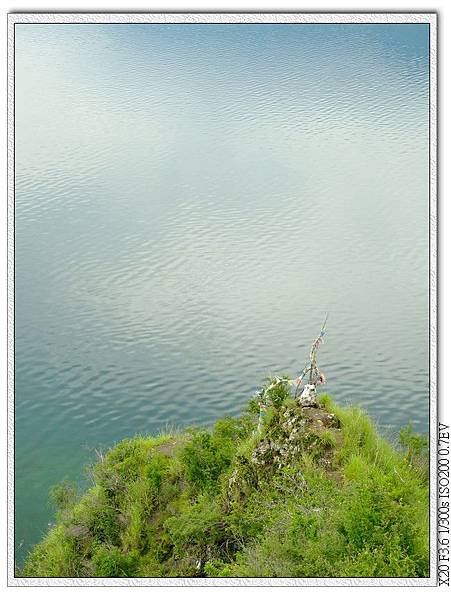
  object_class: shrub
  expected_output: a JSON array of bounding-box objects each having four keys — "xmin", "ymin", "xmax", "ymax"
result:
[
  {"xmin": 399, "ymin": 423, "xmax": 428, "ymax": 464},
  {"xmin": 265, "ymin": 376, "xmax": 291, "ymax": 409},
  {"xmin": 49, "ymin": 479, "xmax": 78, "ymax": 512},
  {"xmin": 91, "ymin": 545, "xmax": 140, "ymax": 577},
  {"xmin": 180, "ymin": 431, "xmax": 233, "ymax": 492}
]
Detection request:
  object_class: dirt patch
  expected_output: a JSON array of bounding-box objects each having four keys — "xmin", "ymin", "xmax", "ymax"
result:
[
  {"xmin": 300, "ymin": 403, "xmax": 344, "ymax": 483},
  {"xmin": 302, "ymin": 405, "xmax": 341, "ymax": 430},
  {"xmin": 156, "ymin": 438, "xmax": 185, "ymax": 457}
]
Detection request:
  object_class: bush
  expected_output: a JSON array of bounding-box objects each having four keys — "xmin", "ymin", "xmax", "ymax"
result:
[
  {"xmin": 49, "ymin": 479, "xmax": 77, "ymax": 512},
  {"xmin": 91, "ymin": 545, "xmax": 140, "ymax": 577},
  {"xmin": 399, "ymin": 423, "xmax": 428, "ymax": 463},
  {"xmin": 265, "ymin": 376, "xmax": 291, "ymax": 409},
  {"xmin": 180, "ymin": 431, "xmax": 232, "ymax": 492}
]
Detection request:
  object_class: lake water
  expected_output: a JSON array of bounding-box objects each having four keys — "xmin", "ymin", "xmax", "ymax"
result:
[{"xmin": 14, "ymin": 23, "xmax": 430, "ymax": 565}]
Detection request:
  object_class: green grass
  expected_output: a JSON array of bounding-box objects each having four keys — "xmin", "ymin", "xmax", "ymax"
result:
[{"xmin": 19, "ymin": 393, "xmax": 429, "ymax": 578}]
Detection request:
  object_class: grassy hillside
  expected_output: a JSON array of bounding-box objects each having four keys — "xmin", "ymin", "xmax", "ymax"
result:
[{"xmin": 20, "ymin": 383, "xmax": 429, "ymax": 578}]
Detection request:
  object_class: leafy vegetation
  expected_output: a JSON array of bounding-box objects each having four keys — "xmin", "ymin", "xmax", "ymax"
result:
[{"xmin": 20, "ymin": 392, "xmax": 429, "ymax": 578}]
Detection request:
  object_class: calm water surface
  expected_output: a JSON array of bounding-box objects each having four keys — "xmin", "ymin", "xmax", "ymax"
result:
[{"xmin": 15, "ymin": 24, "xmax": 430, "ymax": 564}]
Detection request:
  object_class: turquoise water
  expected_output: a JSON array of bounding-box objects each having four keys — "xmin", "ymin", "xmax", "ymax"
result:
[{"xmin": 14, "ymin": 23, "xmax": 430, "ymax": 565}]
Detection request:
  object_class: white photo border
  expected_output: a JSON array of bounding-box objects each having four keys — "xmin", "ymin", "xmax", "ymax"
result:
[{"xmin": 7, "ymin": 11, "xmax": 438, "ymax": 587}]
